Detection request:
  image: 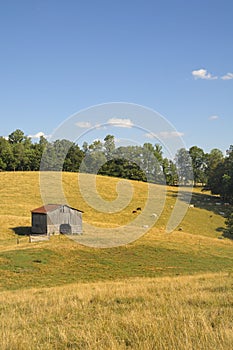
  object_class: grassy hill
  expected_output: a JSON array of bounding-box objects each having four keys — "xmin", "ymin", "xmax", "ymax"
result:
[
  {"xmin": 0, "ymin": 172, "xmax": 232, "ymax": 349},
  {"xmin": 0, "ymin": 171, "xmax": 232, "ymax": 291}
]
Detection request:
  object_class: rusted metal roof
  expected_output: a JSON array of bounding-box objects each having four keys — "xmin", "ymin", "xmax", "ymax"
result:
[
  {"xmin": 31, "ymin": 204, "xmax": 83, "ymax": 214},
  {"xmin": 31, "ymin": 204, "xmax": 62, "ymax": 214}
]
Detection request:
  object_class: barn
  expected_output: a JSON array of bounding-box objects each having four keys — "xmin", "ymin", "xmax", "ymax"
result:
[{"xmin": 31, "ymin": 204, "xmax": 83, "ymax": 235}]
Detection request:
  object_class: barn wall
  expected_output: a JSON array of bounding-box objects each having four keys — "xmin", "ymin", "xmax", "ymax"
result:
[
  {"xmin": 47, "ymin": 206, "xmax": 82, "ymax": 235},
  {"xmin": 31, "ymin": 214, "xmax": 47, "ymax": 234}
]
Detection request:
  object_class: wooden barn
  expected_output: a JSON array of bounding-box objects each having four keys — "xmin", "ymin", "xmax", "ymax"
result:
[{"xmin": 31, "ymin": 204, "xmax": 83, "ymax": 235}]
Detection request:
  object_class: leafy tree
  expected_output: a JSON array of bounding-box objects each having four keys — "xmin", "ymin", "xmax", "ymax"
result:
[
  {"xmin": 205, "ymin": 148, "xmax": 224, "ymax": 189},
  {"xmin": 189, "ymin": 146, "xmax": 207, "ymax": 186},
  {"xmin": 81, "ymin": 150, "xmax": 107, "ymax": 174},
  {"xmin": 142, "ymin": 143, "xmax": 163, "ymax": 183},
  {"xmin": 175, "ymin": 148, "xmax": 193, "ymax": 185},
  {"xmin": 206, "ymin": 146, "xmax": 233, "ymax": 203},
  {"xmin": 163, "ymin": 158, "xmax": 178, "ymax": 186},
  {"xmin": 8, "ymin": 129, "xmax": 25, "ymax": 144},
  {"xmin": 82, "ymin": 141, "xmax": 89, "ymax": 154},
  {"xmin": 89, "ymin": 140, "xmax": 103, "ymax": 152},
  {"xmin": 225, "ymin": 211, "xmax": 233, "ymax": 235},
  {"xmin": 63, "ymin": 144, "xmax": 84, "ymax": 172},
  {"xmin": 0, "ymin": 137, "xmax": 13, "ymax": 170},
  {"xmin": 104, "ymin": 135, "xmax": 115, "ymax": 160}
]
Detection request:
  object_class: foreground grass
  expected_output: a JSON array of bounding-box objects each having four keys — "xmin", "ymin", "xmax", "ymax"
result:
[{"xmin": 0, "ymin": 273, "xmax": 232, "ymax": 350}]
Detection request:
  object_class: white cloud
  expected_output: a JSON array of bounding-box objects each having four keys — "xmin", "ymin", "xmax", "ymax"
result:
[
  {"xmin": 209, "ymin": 115, "xmax": 219, "ymax": 120},
  {"xmin": 76, "ymin": 121, "xmax": 92, "ymax": 128},
  {"xmin": 107, "ymin": 118, "xmax": 133, "ymax": 128},
  {"xmin": 144, "ymin": 133, "xmax": 156, "ymax": 139},
  {"xmin": 221, "ymin": 72, "xmax": 233, "ymax": 80},
  {"xmin": 145, "ymin": 131, "xmax": 184, "ymax": 139},
  {"xmin": 95, "ymin": 124, "xmax": 107, "ymax": 130},
  {"xmin": 192, "ymin": 68, "xmax": 217, "ymax": 80},
  {"xmin": 28, "ymin": 131, "xmax": 48, "ymax": 139},
  {"xmin": 159, "ymin": 131, "xmax": 184, "ymax": 139}
]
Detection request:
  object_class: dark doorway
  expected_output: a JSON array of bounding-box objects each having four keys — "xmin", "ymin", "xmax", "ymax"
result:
[{"xmin": 60, "ymin": 224, "xmax": 72, "ymax": 234}]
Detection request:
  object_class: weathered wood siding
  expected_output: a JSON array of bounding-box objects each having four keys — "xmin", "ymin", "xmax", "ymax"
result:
[{"xmin": 47, "ymin": 205, "xmax": 82, "ymax": 235}]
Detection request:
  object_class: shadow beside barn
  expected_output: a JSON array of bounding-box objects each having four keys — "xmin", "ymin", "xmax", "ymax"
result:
[{"xmin": 11, "ymin": 226, "xmax": 31, "ymax": 236}]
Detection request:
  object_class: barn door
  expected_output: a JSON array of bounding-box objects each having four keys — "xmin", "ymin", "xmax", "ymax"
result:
[{"xmin": 60, "ymin": 224, "xmax": 71, "ymax": 234}]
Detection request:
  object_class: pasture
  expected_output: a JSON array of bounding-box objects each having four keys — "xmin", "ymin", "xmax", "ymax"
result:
[{"xmin": 0, "ymin": 172, "xmax": 232, "ymax": 349}]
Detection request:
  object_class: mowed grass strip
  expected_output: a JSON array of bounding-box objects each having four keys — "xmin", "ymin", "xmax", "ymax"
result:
[
  {"xmin": 0, "ymin": 273, "xmax": 232, "ymax": 350},
  {"xmin": 0, "ymin": 234, "xmax": 232, "ymax": 291}
]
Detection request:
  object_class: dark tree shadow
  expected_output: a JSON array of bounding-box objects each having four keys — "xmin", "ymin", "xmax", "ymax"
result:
[
  {"xmin": 167, "ymin": 188, "xmax": 233, "ymax": 240},
  {"xmin": 11, "ymin": 226, "xmax": 31, "ymax": 236},
  {"xmin": 222, "ymin": 231, "xmax": 233, "ymax": 239},
  {"xmin": 167, "ymin": 189, "xmax": 230, "ymax": 216}
]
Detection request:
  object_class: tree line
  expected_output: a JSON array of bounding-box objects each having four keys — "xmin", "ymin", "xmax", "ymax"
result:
[{"xmin": 0, "ymin": 129, "xmax": 233, "ymax": 204}]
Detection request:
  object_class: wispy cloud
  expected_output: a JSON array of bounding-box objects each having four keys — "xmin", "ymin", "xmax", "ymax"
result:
[
  {"xmin": 95, "ymin": 124, "xmax": 107, "ymax": 130},
  {"xmin": 76, "ymin": 121, "xmax": 92, "ymax": 128},
  {"xmin": 107, "ymin": 118, "xmax": 133, "ymax": 128},
  {"xmin": 28, "ymin": 131, "xmax": 48, "ymax": 139},
  {"xmin": 221, "ymin": 72, "xmax": 233, "ymax": 80},
  {"xmin": 208, "ymin": 115, "xmax": 219, "ymax": 121},
  {"xmin": 192, "ymin": 68, "xmax": 217, "ymax": 80},
  {"xmin": 145, "ymin": 131, "xmax": 184, "ymax": 139}
]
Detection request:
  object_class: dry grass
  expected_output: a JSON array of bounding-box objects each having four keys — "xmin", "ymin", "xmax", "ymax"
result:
[
  {"xmin": 0, "ymin": 171, "xmax": 226, "ymax": 241},
  {"xmin": 0, "ymin": 172, "xmax": 233, "ymax": 348},
  {"xmin": 0, "ymin": 273, "xmax": 232, "ymax": 350}
]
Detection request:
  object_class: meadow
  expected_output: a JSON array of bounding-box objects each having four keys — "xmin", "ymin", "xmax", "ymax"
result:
[{"xmin": 0, "ymin": 172, "xmax": 232, "ymax": 349}]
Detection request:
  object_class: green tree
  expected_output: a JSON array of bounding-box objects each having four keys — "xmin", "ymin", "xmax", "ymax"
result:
[
  {"xmin": 175, "ymin": 148, "xmax": 193, "ymax": 185},
  {"xmin": 8, "ymin": 129, "xmax": 25, "ymax": 144},
  {"xmin": 0, "ymin": 137, "xmax": 13, "ymax": 170},
  {"xmin": 189, "ymin": 146, "xmax": 207, "ymax": 186},
  {"xmin": 63, "ymin": 144, "xmax": 84, "ymax": 172},
  {"xmin": 225, "ymin": 211, "xmax": 233, "ymax": 235},
  {"xmin": 163, "ymin": 158, "xmax": 178, "ymax": 186},
  {"xmin": 104, "ymin": 135, "xmax": 115, "ymax": 161}
]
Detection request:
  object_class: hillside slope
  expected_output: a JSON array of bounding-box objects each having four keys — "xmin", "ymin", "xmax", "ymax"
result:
[{"xmin": 0, "ymin": 172, "xmax": 232, "ymax": 291}]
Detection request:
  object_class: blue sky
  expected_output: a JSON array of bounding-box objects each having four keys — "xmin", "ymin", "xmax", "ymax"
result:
[{"xmin": 0, "ymin": 0, "xmax": 233, "ymax": 153}]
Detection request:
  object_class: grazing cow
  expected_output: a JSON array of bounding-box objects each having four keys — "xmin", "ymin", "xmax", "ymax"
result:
[
  {"xmin": 137, "ymin": 207, "xmax": 142, "ymax": 211},
  {"xmin": 132, "ymin": 210, "xmax": 137, "ymax": 214}
]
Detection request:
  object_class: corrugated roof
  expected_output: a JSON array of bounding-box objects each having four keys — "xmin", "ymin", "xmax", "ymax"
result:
[{"xmin": 31, "ymin": 204, "xmax": 83, "ymax": 214}]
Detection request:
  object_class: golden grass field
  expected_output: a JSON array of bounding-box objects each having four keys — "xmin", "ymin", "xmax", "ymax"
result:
[
  {"xmin": 0, "ymin": 172, "xmax": 233, "ymax": 349},
  {"xmin": 1, "ymin": 273, "xmax": 232, "ymax": 349}
]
